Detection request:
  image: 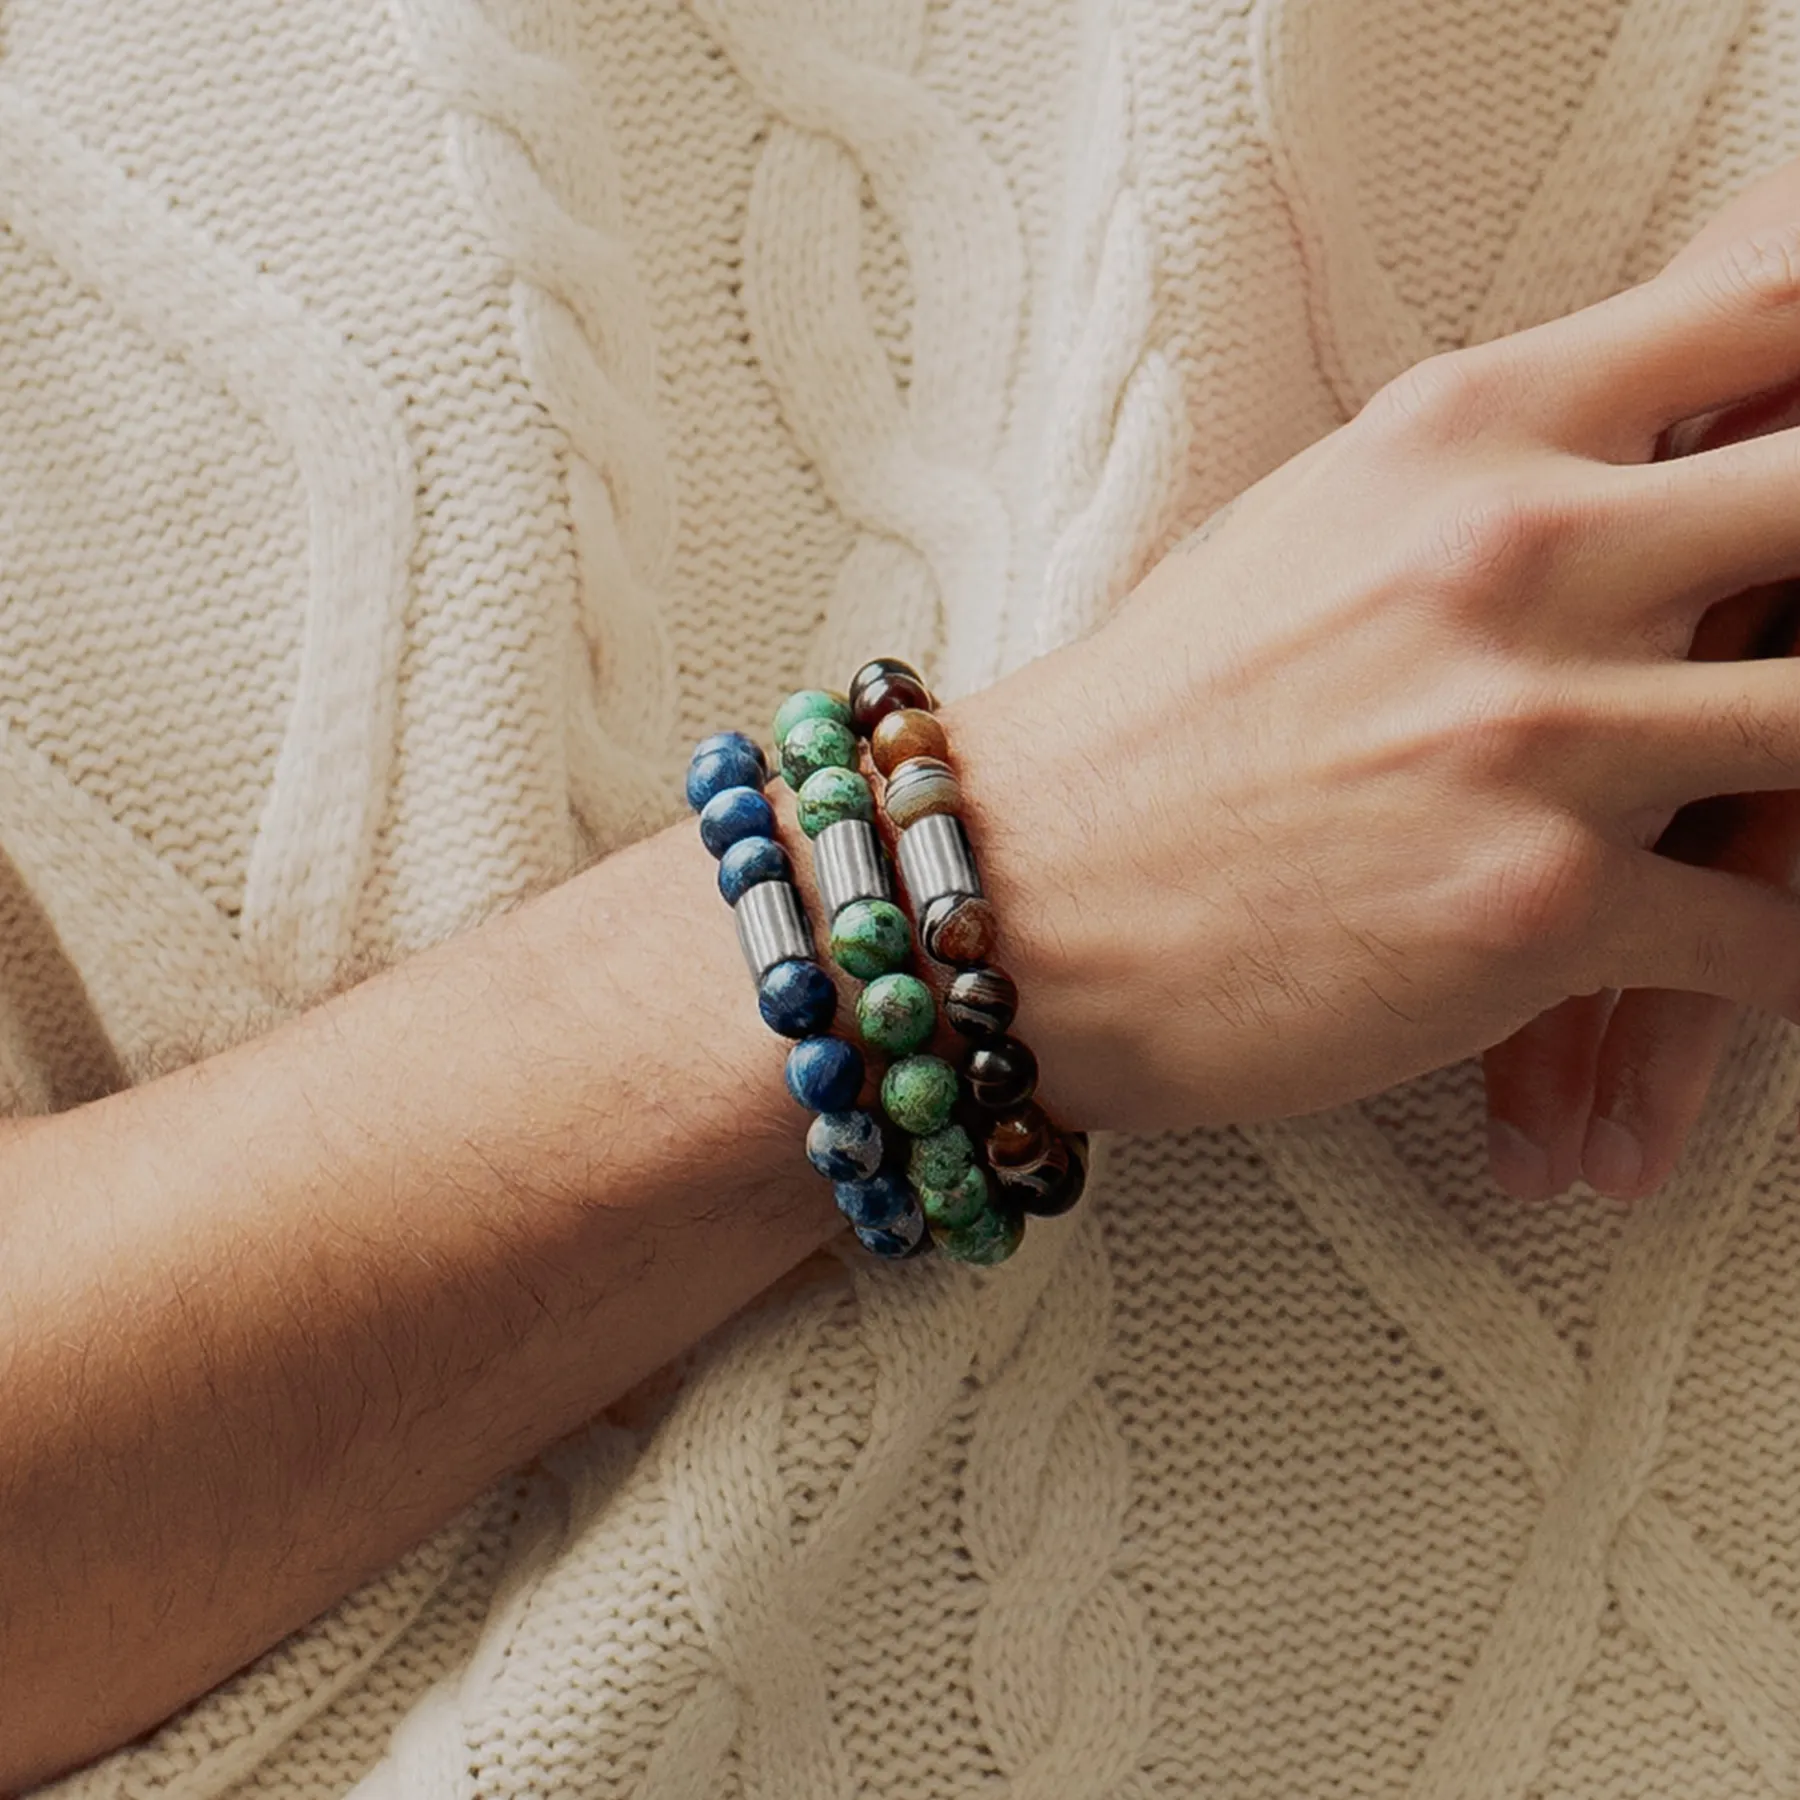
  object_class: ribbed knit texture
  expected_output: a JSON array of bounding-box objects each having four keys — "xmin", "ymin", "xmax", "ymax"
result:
[{"xmin": 9, "ymin": 0, "xmax": 1800, "ymax": 1793}]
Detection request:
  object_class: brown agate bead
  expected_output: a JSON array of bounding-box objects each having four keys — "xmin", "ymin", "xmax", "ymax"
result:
[
  {"xmin": 965, "ymin": 1035, "xmax": 1038, "ymax": 1110},
  {"xmin": 871, "ymin": 706, "xmax": 950, "ymax": 776},
  {"xmin": 1022, "ymin": 1131, "xmax": 1089, "ymax": 1218},
  {"xmin": 944, "ymin": 966, "xmax": 1018, "ymax": 1039},
  {"xmin": 987, "ymin": 1102, "xmax": 1052, "ymax": 1170},
  {"xmin": 850, "ymin": 658, "xmax": 935, "ymax": 734},
  {"xmin": 992, "ymin": 1129, "xmax": 1071, "ymax": 1210},
  {"xmin": 882, "ymin": 755, "xmax": 962, "ymax": 830},
  {"xmin": 920, "ymin": 892, "xmax": 997, "ymax": 967}
]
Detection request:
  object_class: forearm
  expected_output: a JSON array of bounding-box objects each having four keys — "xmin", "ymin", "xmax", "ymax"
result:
[{"xmin": 0, "ymin": 811, "xmax": 841, "ymax": 1787}]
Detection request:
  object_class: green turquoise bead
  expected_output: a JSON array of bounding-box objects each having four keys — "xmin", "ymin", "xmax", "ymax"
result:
[
  {"xmin": 830, "ymin": 899, "xmax": 911, "ymax": 979},
  {"xmin": 934, "ymin": 1199, "xmax": 1025, "ymax": 1266},
  {"xmin": 773, "ymin": 688, "xmax": 852, "ymax": 749},
  {"xmin": 909, "ymin": 1123, "xmax": 976, "ymax": 1194},
  {"xmin": 856, "ymin": 972, "xmax": 936, "ymax": 1054},
  {"xmin": 881, "ymin": 1053, "xmax": 959, "ymax": 1136},
  {"xmin": 779, "ymin": 714, "xmax": 859, "ymax": 789},
  {"xmin": 796, "ymin": 766, "xmax": 874, "ymax": 838},
  {"xmin": 918, "ymin": 1159, "xmax": 989, "ymax": 1232}
]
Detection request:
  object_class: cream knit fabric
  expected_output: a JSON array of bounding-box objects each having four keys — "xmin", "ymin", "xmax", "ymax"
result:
[{"xmin": 9, "ymin": 0, "xmax": 1800, "ymax": 1793}]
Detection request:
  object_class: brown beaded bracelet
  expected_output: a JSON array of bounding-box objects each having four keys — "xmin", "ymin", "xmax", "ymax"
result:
[{"xmin": 849, "ymin": 657, "xmax": 1090, "ymax": 1223}]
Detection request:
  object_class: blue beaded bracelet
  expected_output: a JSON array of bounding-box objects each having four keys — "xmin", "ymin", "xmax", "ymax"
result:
[{"xmin": 686, "ymin": 726, "xmax": 927, "ymax": 1260}]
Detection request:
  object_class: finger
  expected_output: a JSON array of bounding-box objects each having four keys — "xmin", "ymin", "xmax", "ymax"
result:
[
  {"xmin": 1484, "ymin": 224, "xmax": 1800, "ymax": 459},
  {"xmin": 1579, "ymin": 991, "xmax": 1738, "ymax": 1199},
  {"xmin": 1575, "ymin": 656, "xmax": 1800, "ymax": 813},
  {"xmin": 1581, "ymin": 786, "xmax": 1800, "ymax": 1198},
  {"xmin": 1598, "ymin": 847, "xmax": 1800, "ymax": 1019},
  {"xmin": 1595, "ymin": 429, "xmax": 1800, "ymax": 619},
  {"xmin": 1483, "ymin": 992, "xmax": 1615, "ymax": 1200}
]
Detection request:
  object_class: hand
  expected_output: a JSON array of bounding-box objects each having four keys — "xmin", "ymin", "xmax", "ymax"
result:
[
  {"xmin": 1483, "ymin": 582, "xmax": 1800, "ymax": 1201},
  {"xmin": 949, "ymin": 219, "xmax": 1800, "ymax": 1132},
  {"xmin": 1482, "ymin": 159, "xmax": 1800, "ymax": 1202}
]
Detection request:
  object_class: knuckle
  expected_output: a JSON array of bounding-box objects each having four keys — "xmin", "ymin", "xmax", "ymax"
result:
[
  {"xmin": 1703, "ymin": 223, "xmax": 1800, "ymax": 319},
  {"xmin": 1362, "ymin": 350, "xmax": 1501, "ymax": 447},
  {"xmin": 1450, "ymin": 674, "xmax": 1589, "ymax": 785},
  {"xmin": 1449, "ymin": 816, "xmax": 1607, "ymax": 959},
  {"xmin": 1418, "ymin": 483, "xmax": 1569, "ymax": 600}
]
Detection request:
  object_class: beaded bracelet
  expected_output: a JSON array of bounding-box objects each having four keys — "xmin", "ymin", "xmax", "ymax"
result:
[
  {"xmin": 685, "ymin": 726, "xmax": 927, "ymax": 1260},
  {"xmin": 849, "ymin": 659, "xmax": 1090, "ymax": 1226},
  {"xmin": 772, "ymin": 688, "xmax": 1017, "ymax": 1264}
]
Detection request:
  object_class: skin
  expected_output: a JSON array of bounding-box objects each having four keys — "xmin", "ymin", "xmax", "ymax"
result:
[
  {"xmin": 1484, "ymin": 158, "xmax": 1800, "ymax": 1202},
  {"xmin": 15, "ymin": 168, "xmax": 1800, "ymax": 1787}
]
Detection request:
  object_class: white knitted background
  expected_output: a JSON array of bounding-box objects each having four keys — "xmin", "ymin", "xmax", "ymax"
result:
[{"xmin": 8, "ymin": 0, "xmax": 1800, "ymax": 1795}]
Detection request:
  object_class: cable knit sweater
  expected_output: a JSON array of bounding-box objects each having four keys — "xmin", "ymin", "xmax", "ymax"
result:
[{"xmin": 9, "ymin": 0, "xmax": 1800, "ymax": 1793}]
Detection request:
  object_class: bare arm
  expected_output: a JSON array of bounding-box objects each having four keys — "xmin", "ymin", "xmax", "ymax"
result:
[{"xmin": 0, "ymin": 806, "xmax": 846, "ymax": 1788}]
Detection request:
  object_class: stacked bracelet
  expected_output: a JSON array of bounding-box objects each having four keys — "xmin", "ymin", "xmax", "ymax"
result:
[
  {"xmin": 850, "ymin": 659, "xmax": 1090, "ymax": 1230},
  {"xmin": 772, "ymin": 689, "xmax": 994, "ymax": 1260},
  {"xmin": 685, "ymin": 725, "xmax": 927, "ymax": 1260}
]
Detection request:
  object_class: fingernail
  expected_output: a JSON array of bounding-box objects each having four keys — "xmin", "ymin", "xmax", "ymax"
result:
[
  {"xmin": 1487, "ymin": 1118, "xmax": 1554, "ymax": 1201},
  {"xmin": 1582, "ymin": 1115, "xmax": 1643, "ymax": 1197}
]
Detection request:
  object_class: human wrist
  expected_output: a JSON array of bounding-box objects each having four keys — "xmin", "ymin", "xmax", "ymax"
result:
[{"xmin": 935, "ymin": 673, "xmax": 1099, "ymax": 1130}]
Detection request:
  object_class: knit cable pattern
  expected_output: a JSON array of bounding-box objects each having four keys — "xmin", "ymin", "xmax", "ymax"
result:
[
  {"xmin": 693, "ymin": 0, "xmax": 1025, "ymax": 698},
  {"xmin": 1246, "ymin": 1011, "xmax": 1800, "ymax": 1798},
  {"xmin": 391, "ymin": 0, "xmax": 683, "ymax": 840},
  {"xmin": 958, "ymin": 1189, "xmax": 1157, "ymax": 1799},
  {"xmin": 0, "ymin": 79, "xmax": 414, "ymax": 1000},
  {"xmin": 1034, "ymin": 17, "xmax": 1188, "ymax": 655},
  {"xmin": 1255, "ymin": 0, "xmax": 1750, "ymax": 412}
]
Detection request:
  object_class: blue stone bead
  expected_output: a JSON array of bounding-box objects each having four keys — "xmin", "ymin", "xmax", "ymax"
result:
[
  {"xmin": 833, "ymin": 1170, "xmax": 914, "ymax": 1231},
  {"xmin": 806, "ymin": 1108, "xmax": 885, "ymax": 1181},
  {"xmin": 717, "ymin": 834, "xmax": 791, "ymax": 905},
  {"xmin": 686, "ymin": 740, "xmax": 767, "ymax": 812},
  {"xmin": 757, "ymin": 958, "xmax": 837, "ymax": 1039},
  {"xmin": 785, "ymin": 1036, "xmax": 865, "ymax": 1111},
  {"xmin": 699, "ymin": 785, "xmax": 775, "ymax": 858},
  {"xmin": 855, "ymin": 1201, "xmax": 929, "ymax": 1259},
  {"xmin": 693, "ymin": 730, "xmax": 768, "ymax": 775}
]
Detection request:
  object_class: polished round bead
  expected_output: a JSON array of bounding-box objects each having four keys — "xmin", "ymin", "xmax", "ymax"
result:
[
  {"xmin": 870, "ymin": 707, "xmax": 949, "ymax": 777},
  {"xmin": 779, "ymin": 715, "xmax": 859, "ymax": 790},
  {"xmin": 834, "ymin": 1169, "xmax": 915, "ymax": 1231},
  {"xmin": 855, "ymin": 1200, "xmax": 929, "ymax": 1259},
  {"xmin": 991, "ymin": 1130, "xmax": 1072, "ymax": 1210},
  {"xmin": 717, "ymin": 834, "xmax": 791, "ymax": 905},
  {"xmin": 918, "ymin": 1162, "xmax": 990, "ymax": 1231},
  {"xmin": 796, "ymin": 765, "xmax": 875, "ymax": 838},
  {"xmin": 965, "ymin": 1035, "xmax": 1038, "ymax": 1110},
  {"xmin": 934, "ymin": 1199, "xmax": 1025, "ymax": 1266},
  {"xmin": 829, "ymin": 898, "xmax": 912, "ymax": 979},
  {"xmin": 920, "ymin": 893, "xmax": 998, "ymax": 966},
  {"xmin": 882, "ymin": 756, "xmax": 962, "ymax": 831},
  {"xmin": 686, "ymin": 739, "xmax": 767, "ymax": 812},
  {"xmin": 987, "ymin": 1102, "xmax": 1052, "ymax": 1170},
  {"xmin": 698, "ymin": 785, "xmax": 775, "ymax": 859},
  {"xmin": 785, "ymin": 1036, "xmax": 865, "ymax": 1111},
  {"xmin": 756, "ymin": 958, "xmax": 837, "ymax": 1038},
  {"xmin": 856, "ymin": 971, "xmax": 936, "ymax": 1054},
  {"xmin": 944, "ymin": 966, "xmax": 1018, "ymax": 1039},
  {"xmin": 693, "ymin": 729, "xmax": 768, "ymax": 775},
  {"xmin": 1022, "ymin": 1130, "xmax": 1089, "ymax": 1218},
  {"xmin": 908, "ymin": 1122, "xmax": 977, "ymax": 1194},
  {"xmin": 773, "ymin": 689, "xmax": 851, "ymax": 749},
  {"xmin": 806, "ymin": 1108, "xmax": 885, "ymax": 1181},
  {"xmin": 849, "ymin": 659, "xmax": 935, "ymax": 735},
  {"xmin": 881, "ymin": 1054, "xmax": 960, "ymax": 1136}
]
